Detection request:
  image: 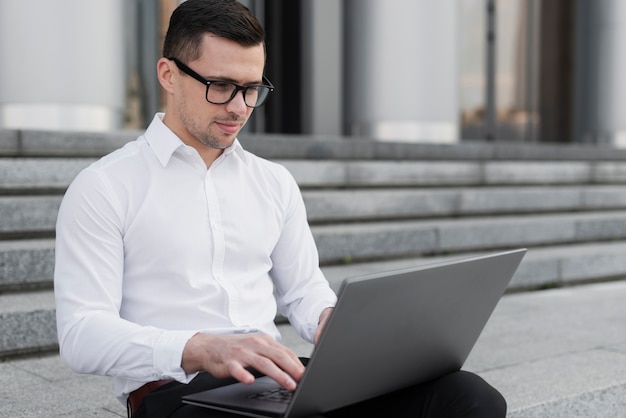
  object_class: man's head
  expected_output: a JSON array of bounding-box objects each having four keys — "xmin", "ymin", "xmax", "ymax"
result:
[{"xmin": 158, "ymin": 0, "xmax": 269, "ymax": 164}]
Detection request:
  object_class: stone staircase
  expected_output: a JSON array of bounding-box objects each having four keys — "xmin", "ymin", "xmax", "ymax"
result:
[{"xmin": 3, "ymin": 128, "xmax": 626, "ymax": 359}]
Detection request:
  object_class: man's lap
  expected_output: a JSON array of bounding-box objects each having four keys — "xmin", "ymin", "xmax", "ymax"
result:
[{"xmin": 136, "ymin": 370, "xmax": 505, "ymax": 418}]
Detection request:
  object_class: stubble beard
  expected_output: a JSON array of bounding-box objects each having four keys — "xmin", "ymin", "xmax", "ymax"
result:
[
  {"xmin": 193, "ymin": 126, "xmax": 234, "ymax": 150},
  {"xmin": 179, "ymin": 106, "xmax": 246, "ymax": 150}
]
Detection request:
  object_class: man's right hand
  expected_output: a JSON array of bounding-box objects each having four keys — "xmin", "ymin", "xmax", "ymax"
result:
[{"xmin": 181, "ymin": 332, "xmax": 305, "ymax": 391}]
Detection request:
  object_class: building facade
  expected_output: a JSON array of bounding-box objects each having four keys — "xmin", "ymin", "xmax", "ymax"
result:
[{"xmin": 0, "ymin": 0, "xmax": 625, "ymax": 146}]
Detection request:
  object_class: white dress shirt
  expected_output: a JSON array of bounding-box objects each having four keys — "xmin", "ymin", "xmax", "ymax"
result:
[{"xmin": 54, "ymin": 113, "xmax": 337, "ymax": 403}]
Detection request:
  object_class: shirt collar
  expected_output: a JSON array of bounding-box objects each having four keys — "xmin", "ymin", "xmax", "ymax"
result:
[{"xmin": 144, "ymin": 113, "xmax": 244, "ymax": 167}]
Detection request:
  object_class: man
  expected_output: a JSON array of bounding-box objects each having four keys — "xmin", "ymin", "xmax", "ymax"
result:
[{"xmin": 54, "ymin": 1, "xmax": 507, "ymax": 417}]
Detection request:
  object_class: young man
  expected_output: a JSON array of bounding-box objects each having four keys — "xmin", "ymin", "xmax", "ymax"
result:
[{"xmin": 54, "ymin": 1, "xmax": 506, "ymax": 417}]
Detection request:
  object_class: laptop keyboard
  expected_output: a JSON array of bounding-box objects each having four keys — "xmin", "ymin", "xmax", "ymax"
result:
[{"xmin": 248, "ymin": 387, "xmax": 293, "ymax": 404}]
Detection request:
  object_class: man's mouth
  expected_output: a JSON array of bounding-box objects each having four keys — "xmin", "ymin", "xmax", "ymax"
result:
[{"xmin": 214, "ymin": 121, "xmax": 242, "ymax": 135}]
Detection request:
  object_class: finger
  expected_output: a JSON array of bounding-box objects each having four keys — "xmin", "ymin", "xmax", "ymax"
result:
[
  {"xmin": 264, "ymin": 344, "xmax": 305, "ymax": 382},
  {"xmin": 245, "ymin": 351, "xmax": 299, "ymax": 391},
  {"xmin": 226, "ymin": 360, "xmax": 256, "ymax": 385},
  {"xmin": 243, "ymin": 334, "xmax": 305, "ymax": 379}
]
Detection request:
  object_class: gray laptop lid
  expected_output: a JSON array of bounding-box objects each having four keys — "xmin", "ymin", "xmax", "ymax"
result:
[{"xmin": 183, "ymin": 248, "xmax": 526, "ymax": 417}]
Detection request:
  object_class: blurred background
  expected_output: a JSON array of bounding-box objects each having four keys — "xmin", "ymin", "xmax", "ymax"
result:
[{"xmin": 0, "ymin": 0, "xmax": 624, "ymax": 145}]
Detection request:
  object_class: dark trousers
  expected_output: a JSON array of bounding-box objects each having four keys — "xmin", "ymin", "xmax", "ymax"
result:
[{"xmin": 133, "ymin": 369, "xmax": 506, "ymax": 418}]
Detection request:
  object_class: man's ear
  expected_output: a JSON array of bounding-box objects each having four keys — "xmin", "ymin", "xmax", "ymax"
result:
[{"xmin": 157, "ymin": 58, "xmax": 176, "ymax": 93}]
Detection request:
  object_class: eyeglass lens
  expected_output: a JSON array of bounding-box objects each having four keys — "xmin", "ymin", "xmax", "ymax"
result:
[{"xmin": 206, "ymin": 82, "xmax": 271, "ymax": 108}]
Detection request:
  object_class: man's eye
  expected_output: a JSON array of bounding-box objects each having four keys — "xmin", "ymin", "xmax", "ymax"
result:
[{"xmin": 211, "ymin": 82, "xmax": 233, "ymax": 92}]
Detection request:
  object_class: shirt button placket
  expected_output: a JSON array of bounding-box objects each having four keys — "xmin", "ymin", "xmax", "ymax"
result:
[{"xmin": 204, "ymin": 169, "xmax": 240, "ymax": 323}]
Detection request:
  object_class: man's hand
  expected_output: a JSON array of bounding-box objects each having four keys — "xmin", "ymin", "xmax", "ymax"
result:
[
  {"xmin": 181, "ymin": 332, "xmax": 304, "ymax": 391},
  {"xmin": 314, "ymin": 307, "xmax": 334, "ymax": 345}
]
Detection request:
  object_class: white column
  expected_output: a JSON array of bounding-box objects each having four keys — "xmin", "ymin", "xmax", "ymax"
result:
[
  {"xmin": 344, "ymin": 0, "xmax": 459, "ymax": 142},
  {"xmin": 0, "ymin": 0, "xmax": 126, "ymax": 131},
  {"xmin": 596, "ymin": 1, "xmax": 626, "ymax": 147},
  {"xmin": 574, "ymin": 0, "xmax": 626, "ymax": 146},
  {"xmin": 301, "ymin": 0, "xmax": 343, "ymax": 136}
]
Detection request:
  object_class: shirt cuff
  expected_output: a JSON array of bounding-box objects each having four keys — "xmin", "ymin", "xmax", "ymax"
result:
[
  {"xmin": 153, "ymin": 330, "xmax": 199, "ymax": 383},
  {"xmin": 302, "ymin": 298, "xmax": 337, "ymax": 343}
]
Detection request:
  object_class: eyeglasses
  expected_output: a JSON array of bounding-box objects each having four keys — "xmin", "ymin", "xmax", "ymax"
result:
[{"xmin": 168, "ymin": 57, "xmax": 274, "ymax": 108}]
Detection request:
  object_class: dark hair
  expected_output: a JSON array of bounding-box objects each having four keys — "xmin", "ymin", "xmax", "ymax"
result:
[{"xmin": 163, "ymin": 0, "xmax": 265, "ymax": 62}]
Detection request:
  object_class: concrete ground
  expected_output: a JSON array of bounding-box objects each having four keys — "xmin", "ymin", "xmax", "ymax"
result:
[{"xmin": 1, "ymin": 280, "xmax": 625, "ymax": 417}]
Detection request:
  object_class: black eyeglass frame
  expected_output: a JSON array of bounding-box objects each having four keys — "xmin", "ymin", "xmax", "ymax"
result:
[{"xmin": 168, "ymin": 57, "xmax": 274, "ymax": 108}]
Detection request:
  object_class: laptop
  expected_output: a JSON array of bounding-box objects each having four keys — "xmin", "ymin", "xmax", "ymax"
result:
[{"xmin": 182, "ymin": 248, "xmax": 526, "ymax": 417}]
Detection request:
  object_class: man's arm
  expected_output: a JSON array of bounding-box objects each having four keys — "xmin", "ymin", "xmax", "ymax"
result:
[
  {"xmin": 269, "ymin": 167, "xmax": 338, "ymax": 342},
  {"xmin": 54, "ymin": 169, "xmax": 194, "ymax": 382}
]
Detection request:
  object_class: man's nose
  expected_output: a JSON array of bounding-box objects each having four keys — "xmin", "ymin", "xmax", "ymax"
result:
[{"xmin": 225, "ymin": 90, "xmax": 248, "ymax": 114}]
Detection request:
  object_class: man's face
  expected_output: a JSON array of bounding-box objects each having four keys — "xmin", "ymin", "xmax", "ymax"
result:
[{"xmin": 166, "ymin": 34, "xmax": 266, "ymax": 154}]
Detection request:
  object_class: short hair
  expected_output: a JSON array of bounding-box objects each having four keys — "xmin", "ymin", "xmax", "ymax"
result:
[{"xmin": 163, "ymin": 0, "xmax": 265, "ymax": 62}]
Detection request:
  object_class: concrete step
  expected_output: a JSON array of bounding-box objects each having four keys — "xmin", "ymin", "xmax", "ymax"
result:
[
  {"xmin": 0, "ymin": 196, "xmax": 61, "ymax": 235},
  {"xmin": 320, "ymin": 241, "xmax": 626, "ymax": 292},
  {"xmin": 312, "ymin": 210, "xmax": 626, "ymax": 264},
  {"xmin": 6, "ymin": 186, "xmax": 626, "ymax": 234},
  {"xmin": 6, "ymin": 127, "xmax": 626, "ymax": 162},
  {"xmin": 280, "ymin": 159, "xmax": 626, "ymax": 187},
  {"xmin": 5, "ymin": 157, "xmax": 626, "ymax": 192},
  {"xmin": 0, "ymin": 239, "xmax": 54, "ymax": 291},
  {"xmin": 303, "ymin": 185, "xmax": 626, "ymax": 223},
  {"xmin": 0, "ymin": 290, "xmax": 57, "ymax": 357},
  {"xmin": 0, "ymin": 158, "xmax": 94, "ymax": 192},
  {"xmin": 0, "ymin": 129, "xmax": 136, "ymax": 158}
]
